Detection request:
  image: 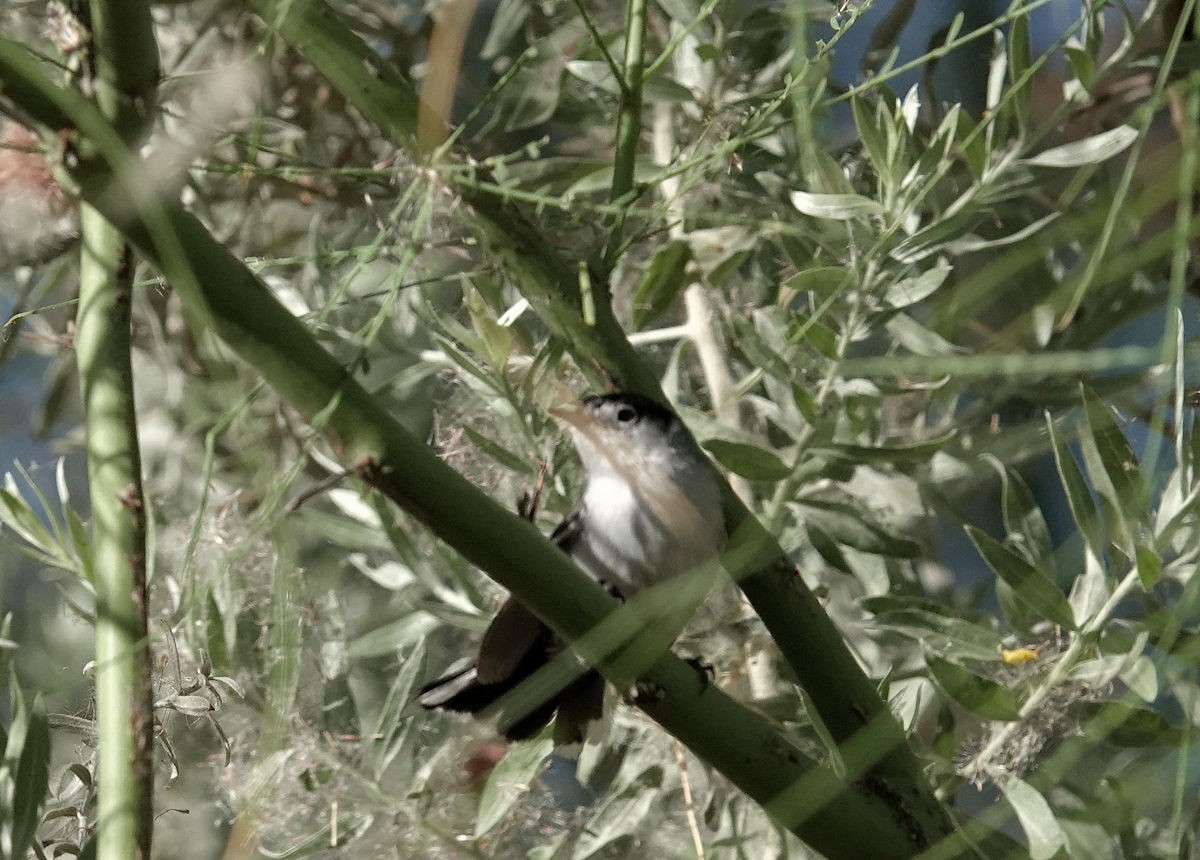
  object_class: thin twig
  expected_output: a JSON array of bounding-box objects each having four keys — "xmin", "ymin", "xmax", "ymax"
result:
[
  {"xmin": 285, "ymin": 466, "xmax": 355, "ymax": 513},
  {"xmin": 674, "ymin": 742, "xmax": 706, "ymax": 860}
]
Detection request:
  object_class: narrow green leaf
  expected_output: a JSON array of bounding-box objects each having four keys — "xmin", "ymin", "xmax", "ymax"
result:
[
  {"xmin": 1007, "ymin": 11, "xmax": 1031, "ymax": 123},
  {"xmin": 1023, "ymin": 125, "xmax": 1136, "ymax": 168},
  {"xmin": 797, "ymin": 501, "xmax": 922, "ymax": 558},
  {"xmin": 966, "ymin": 526, "xmax": 1076, "ymax": 630},
  {"xmin": 466, "ymin": 289, "xmax": 513, "ymax": 369},
  {"xmin": 995, "ymin": 578, "xmax": 1037, "ymax": 636},
  {"xmin": 0, "ymin": 486, "xmax": 54, "ymax": 554},
  {"xmin": 702, "ymin": 439, "xmax": 791, "ymax": 481},
  {"xmin": 926, "ymin": 656, "xmax": 1019, "ymax": 721},
  {"xmin": 884, "ymin": 313, "xmax": 960, "ymax": 356},
  {"xmin": 565, "ymin": 61, "xmax": 692, "ymax": 102},
  {"xmin": 1134, "ymin": 544, "xmax": 1162, "ymax": 589},
  {"xmin": 940, "ymin": 12, "xmax": 965, "ymax": 48},
  {"xmin": 370, "ymin": 642, "xmax": 425, "ymax": 777},
  {"xmin": 348, "ymin": 613, "xmax": 440, "ymax": 659},
  {"xmin": 10, "ymin": 692, "xmax": 50, "ymax": 857},
  {"xmin": 788, "ymin": 309, "xmax": 839, "ymax": 358},
  {"xmin": 655, "ymin": 0, "xmax": 703, "ymax": 27},
  {"xmin": 3, "ymin": 672, "xmax": 30, "ymax": 764},
  {"xmin": 868, "ymin": 607, "xmax": 1005, "ymax": 661},
  {"xmin": 460, "ymin": 425, "xmax": 537, "ymax": 476},
  {"xmin": 1079, "ymin": 389, "xmax": 1157, "ymax": 582},
  {"xmin": 565, "ymin": 59, "xmax": 621, "ymax": 94},
  {"xmin": 631, "ymin": 241, "xmax": 691, "ymax": 329},
  {"xmin": 1081, "ymin": 390, "xmax": 1148, "ymax": 521},
  {"xmin": 883, "ymin": 261, "xmax": 951, "ymax": 309},
  {"xmin": 889, "ymin": 208, "xmax": 982, "ymax": 263},
  {"xmin": 11, "ymin": 463, "xmax": 66, "ymax": 552},
  {"xmin": 433, "ymin": 334, "xmax": 500, "ymax": 389},
  {"xmin": 250, "ymin": 0, "xmax": 420, "ymax": 141},
  {"xmin": 782, "ymin": 266, "xmax": 851, "ymax": 297},
  {"xmin": 807, "ymin": 524, "xmax": 853, "ymax": 573},
  {"xmin": 1046, "ymin": 412, "xmax": 1105, "ymax": 563},
  {"xmin": 860, "ymin": 594, "xmax": 955, "ymax": 618},
  {"xmin": 642, "ymin": 74, "xmax": 695, "ymax": 103},
  {"xmin": 65, "ymin": 505, "xmax": 93, "ymax": 582},
  {"xmin": 983, "ymin": 455, "xmax": 1053, "ymax": 572},
  {"xmin": 161, "ymin": 695, "xmax": 214, "ymax": 717},
  {"xmin": 1, "ymin": 683, "xmax": 44, "ymax": 854},
  {"xmin": 1064, "ymin": 44, "xmax": 1095, "ymax": 91},
  {"xmin": 791, "ymin": 382, "xmax": 817, "ymax": 425},
  {"xmin": 954, "ymin": 115, "xmax": 987, "ymax": 181},
  {"xmin": 1070, "ymin": 653, "xmax": 1130, "ymax": 690},
  {"xmin": 851, "ymin": 94, "xmax": 890, "ymax": 178},
  {"xmin": 811, "ymin": 430, "xmax": 955, "ymax": 465},
  {"xmin": 944, "ymin": 213, "xmax": 1060, "ymax": 255},
  {"xmin": 789, "ymin": 190, "xmax": 884, "ymax": 221},
  {"xmin": 476, "ymin": 735, "xmax": 553, "ymax": 836}
]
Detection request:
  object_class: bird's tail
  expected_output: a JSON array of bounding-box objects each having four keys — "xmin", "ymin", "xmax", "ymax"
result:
[{"xmin": 418, "ymin": 646, "xmax": 603, "ymax": 743}]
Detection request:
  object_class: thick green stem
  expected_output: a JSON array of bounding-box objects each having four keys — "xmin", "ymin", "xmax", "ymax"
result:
[
  {"xmin": 77, "ymin": 204, "xmax": 152, "ymax": 860},
  {"xmin": 77, "ymin": 1, "xmax": 158, "ymax": 856},
  {"xmin": 610, "ymin": 0, "xmax": 646, "ymax": 205},
  {"xmin": 87, "ymin": 0, "xmax": 158, "ymax": 137},
  {"xmin": 592, "ymin": 0, "xmax": 650, "ymax": 363}
]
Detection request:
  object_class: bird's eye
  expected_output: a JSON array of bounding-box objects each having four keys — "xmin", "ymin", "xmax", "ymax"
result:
[{"xmin": 615, "ymin": 406, "xmax": 637, "ymax": 424}]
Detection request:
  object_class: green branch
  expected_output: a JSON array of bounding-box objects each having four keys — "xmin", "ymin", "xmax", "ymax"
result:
[
  {"xmin": 76, "ymin": 0, "xmax": 158, "ymax": 857},
  {"xmin": 610, "ymin": 0, "xmax": 647, "ymax": 206},
  {"xmin": 87, "ymin": 0, "xmax": 158, "ymax": 138},
  {"xmin": 77, "ymin": 204, "xmax": 153, "ymax": 860}
]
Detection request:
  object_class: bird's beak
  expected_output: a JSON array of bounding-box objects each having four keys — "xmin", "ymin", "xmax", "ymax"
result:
[
  {"xmin": 549, "ymin": 402, "xmax": 613, "ymax": 454},
  {"xmin": 548, "ymin": 403, "xmax": 591, "ymax": 430}
]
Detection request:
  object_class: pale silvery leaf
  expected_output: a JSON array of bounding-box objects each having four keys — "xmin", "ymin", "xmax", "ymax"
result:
[
  {"xmin": 1023, "ymin": 125, "xmax": 1138, "ymax": 168},
  {"xmin": 790, "ymin": 191, "xmax": 883, "ymax": 221}
]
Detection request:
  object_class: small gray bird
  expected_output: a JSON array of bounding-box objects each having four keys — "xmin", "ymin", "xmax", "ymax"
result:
[{"xmin": 418, "ymin": 391, "xmax": 725, "ymax": 741}]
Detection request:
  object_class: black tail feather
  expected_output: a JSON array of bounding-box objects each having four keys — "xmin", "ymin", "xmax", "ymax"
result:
[{"xmin": 419, "ymin": 642, "xmax": 603, "ymax": 741}]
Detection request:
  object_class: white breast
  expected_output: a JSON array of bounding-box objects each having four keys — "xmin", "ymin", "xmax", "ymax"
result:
[{"xmin": 570, "ymin": 461, "xmax": 723, "ymax": 597}]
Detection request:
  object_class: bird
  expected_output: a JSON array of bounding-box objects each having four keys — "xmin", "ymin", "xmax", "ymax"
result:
[{"xmin": 418, "ymin": 391, "xmax": 726, "ymax": 743}]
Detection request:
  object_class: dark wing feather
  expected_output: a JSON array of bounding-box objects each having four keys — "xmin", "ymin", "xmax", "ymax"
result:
[
  {"xmin": 418, "ymin": 508, "xmax": 603, "ymax": 741},
  {"xmin": 477, "ymin": 597, "xmax": 545, "ymax": 684}
]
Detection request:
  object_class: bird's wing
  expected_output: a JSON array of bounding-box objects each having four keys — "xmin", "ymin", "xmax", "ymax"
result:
[
  {"xmin": 474, "ymin": 508, "xmax": 585, "ymax": 684},
  {"xmin": 475, "ymin": 509, "xmax": 582, "ymax": 683},
  {"xmin": 476, "ymin": 597, "xmax": 545, "ymax": 684}
]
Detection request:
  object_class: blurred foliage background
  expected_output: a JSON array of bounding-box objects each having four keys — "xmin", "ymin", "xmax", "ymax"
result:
[{"xmin": 2, "ymin": 0, "xmax": 1200, "ymax": 857}]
